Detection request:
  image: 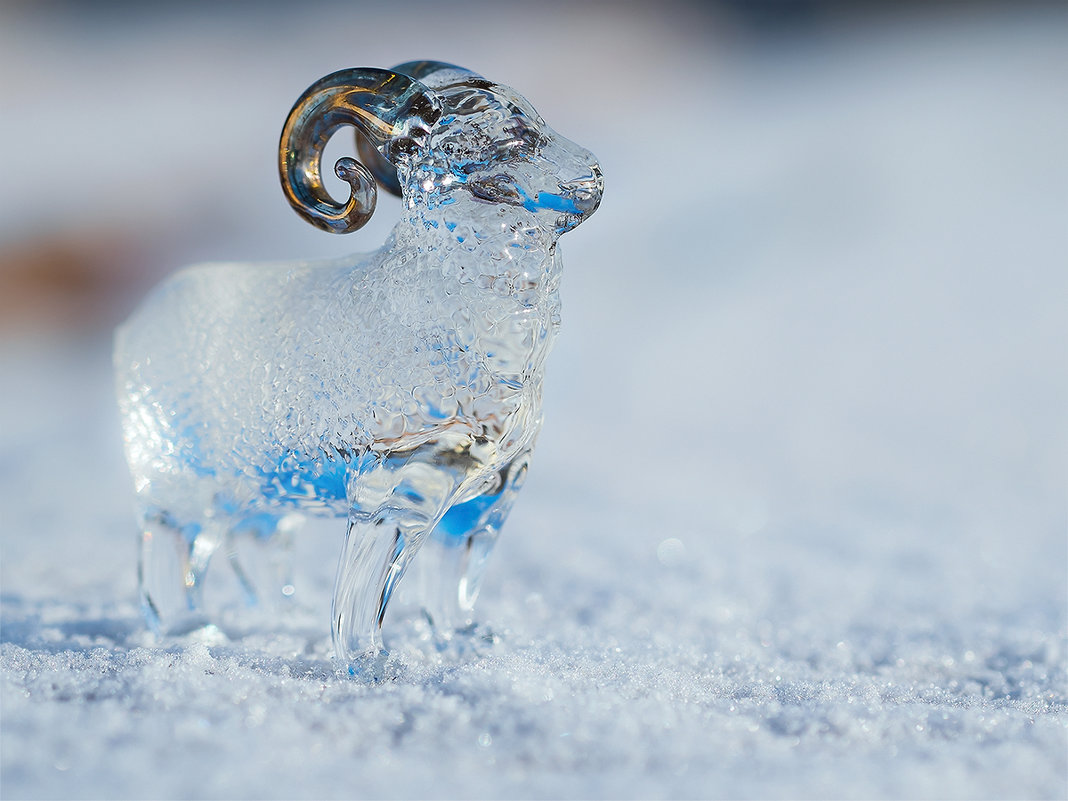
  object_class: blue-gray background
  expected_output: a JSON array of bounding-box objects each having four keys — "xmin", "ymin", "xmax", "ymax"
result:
[{"xmin": 1, "ymin": 1, "xmax": 1065, "ymax": 798}]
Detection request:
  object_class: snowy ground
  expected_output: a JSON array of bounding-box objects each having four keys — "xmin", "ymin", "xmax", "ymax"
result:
[{"xmin": 1, "ymin": 2, "xmax": 1066, "ymax": 799}]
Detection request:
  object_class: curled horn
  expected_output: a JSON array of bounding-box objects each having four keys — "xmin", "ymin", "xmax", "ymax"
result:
[
  {"xmin": 357, "ymin": 61, "xmax": 484, "ymax": 197},
  {"xmin": 279, "ymin": 68, "xmax": 440, "ymax": 234}
]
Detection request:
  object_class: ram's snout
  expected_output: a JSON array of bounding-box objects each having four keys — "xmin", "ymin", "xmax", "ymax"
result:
[
  {"xmin": 542, "ymin": 161, "xmax": 602, "ymax": 234},
  {"xmin": 560, "ymin": 162, "xmax": 604, "ymax": 216}
]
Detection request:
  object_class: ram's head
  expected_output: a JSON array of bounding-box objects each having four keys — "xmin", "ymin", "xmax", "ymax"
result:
[{"xmin": 280, "ymin": 62, "xmax": 602, "ymax": 238}]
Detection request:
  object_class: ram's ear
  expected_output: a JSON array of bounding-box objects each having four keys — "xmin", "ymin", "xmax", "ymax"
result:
[{"xmin": 351, "ymin": 60, "xmax": 480, "ymax": 198}]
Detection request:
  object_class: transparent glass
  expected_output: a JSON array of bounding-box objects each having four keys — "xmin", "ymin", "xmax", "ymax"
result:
[{"xmin": 114, "ymin": 63, "xmax": 602, "ymax": 671}]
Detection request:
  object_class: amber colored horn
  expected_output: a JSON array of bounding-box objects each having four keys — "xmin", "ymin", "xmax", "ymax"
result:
[{"xmin": 279, "ymin": 68, "xmax": 440, "ymax": 233}]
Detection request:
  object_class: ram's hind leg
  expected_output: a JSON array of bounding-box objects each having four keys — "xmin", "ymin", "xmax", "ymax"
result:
[
  {"xmin": 139, "ymin": 510, "xmax": 224, "ymax": 635},
  {"xmin": 225, "ymin": 512, "xmax": 299, "ymax": 611},
  {"xmin": 415, "ymin": 448, "xmax": 532, "ymax": 638}
]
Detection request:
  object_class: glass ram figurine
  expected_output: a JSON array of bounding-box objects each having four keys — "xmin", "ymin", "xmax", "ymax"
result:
[{"xmin": 114, "ymin": 62, "xmax": 603, "ymax": 666}]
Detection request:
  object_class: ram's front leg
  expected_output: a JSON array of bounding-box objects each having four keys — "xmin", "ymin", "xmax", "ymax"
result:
[
  {"xmin": 332, "ymin": 451, "xmax": 460, "ymax": 669},
  {"xmin": 414, "ymin": 447, "xmax": 532, "ymax": 639}
]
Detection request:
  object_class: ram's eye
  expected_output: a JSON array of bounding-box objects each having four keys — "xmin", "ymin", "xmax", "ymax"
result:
[
  {"xmin": 521, "ymin": 127, "xmax": 547, "ymax": 148},
  {"xmin": 469, "ymin": 174, "xmax": 521, "ymax": 204}
]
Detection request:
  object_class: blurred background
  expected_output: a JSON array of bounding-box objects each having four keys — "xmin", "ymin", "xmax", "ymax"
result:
[{"xmin": 0, "ymin": 1, "xmax": 1065, "ymax": 797}]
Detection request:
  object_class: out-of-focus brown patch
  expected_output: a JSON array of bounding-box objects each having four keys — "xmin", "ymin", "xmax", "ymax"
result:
[{"xmin": 0, "ymin": 228, "xmax": 157, "ymax": 336}]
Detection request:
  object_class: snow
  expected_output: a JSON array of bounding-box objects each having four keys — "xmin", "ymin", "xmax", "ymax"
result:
[{"xmin": 1, "ymin": 2, "xmax": 1066, "ymax": 798}]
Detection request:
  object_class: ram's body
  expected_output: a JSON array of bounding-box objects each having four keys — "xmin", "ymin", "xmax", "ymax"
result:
[
  {"xmin": 115, "ymin": 63, "xmax": 601, "ymax": 666},
  {"xmin": 118, "ymin": 230, "xmax": 555, "ymax": 517}
]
